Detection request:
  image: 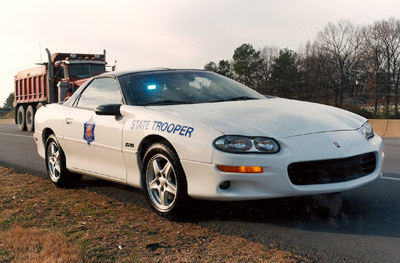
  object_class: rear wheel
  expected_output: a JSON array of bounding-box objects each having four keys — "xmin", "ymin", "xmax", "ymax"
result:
[
  {"xmin": 17, "ymin": 105, "xmax": 26, "ymax": 131},
  {"xmin": 142, "ymin": 142, "xmax": 189, "ymax": 218},
  {"xmin": 26, "ymin": 105, "xmax": 35, "ymax": 132},
  {"xmin": 45, "ymin": 134, "xmax": 82, "ymax": 188}
]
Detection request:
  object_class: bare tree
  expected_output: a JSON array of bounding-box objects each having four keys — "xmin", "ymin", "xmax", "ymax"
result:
[
  {"xmin": 256, "ymin": 45, "xmax": 279, "ymax": 95},
  {"xmin": 378, "ymin": 18, "xmax": 400, "ymax": 114},
  {"xmin": 314, "ymin": 20, "xmax": 362, "ymax": 106},
  {"xmin": 202, "ymin": 18, "xmax": 400, "ymax": 118},
  {"xmin": 361, "ymin": 21, "xmax": 386, "ymax": 114},
  {"xmin": 299, "ymin": 41, "xmax": 338, "ymax": 104}
]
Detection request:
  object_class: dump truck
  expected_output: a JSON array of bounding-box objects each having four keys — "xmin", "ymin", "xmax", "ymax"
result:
[{"xmin": 14, "ymin": 48, "xmax": 108, "ymax": 131}]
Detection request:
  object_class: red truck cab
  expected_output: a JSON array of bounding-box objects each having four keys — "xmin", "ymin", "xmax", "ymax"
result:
[{"xmin": 14, "ymin": 49, "xmax": 108, "ymax": 131}]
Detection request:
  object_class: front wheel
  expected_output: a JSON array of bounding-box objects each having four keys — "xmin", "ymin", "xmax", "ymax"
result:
[
  {"xmin": 142, "ymin": 142, "xmax": 189, "ymax": 218},
  {"xmin": 45, "ymin": 134, "xmax": 82, "ymax": 188}
]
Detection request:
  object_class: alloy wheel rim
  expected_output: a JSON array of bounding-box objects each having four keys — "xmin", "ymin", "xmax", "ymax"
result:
[
  {"xmin": 47, "ymin": 142, "xmax": 61, "ymax": 182},
  {"xmin": 146, "ymin": 154, "xmax": 177, "ymax": 210}
]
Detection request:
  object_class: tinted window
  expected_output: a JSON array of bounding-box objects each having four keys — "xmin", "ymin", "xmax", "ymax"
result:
[
  {"xmin": 55, "ymin": 67, "xmax": 67, "ymax": 79},
  {"xmin": 76, "ymin": 78, "xmax": 123, "ymax": 110},
  {"xmin": 68, "ymin": 64, "xmax": 106, "ymax": 78},
  {"xmin": 118, "ymin": 70, "xmax": 265, "ymax": 106}
]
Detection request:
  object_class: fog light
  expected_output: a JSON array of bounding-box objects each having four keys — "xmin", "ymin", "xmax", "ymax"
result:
[{"xmin": 219, "ymin": 181, "xmax": 231, "ymax": 190}]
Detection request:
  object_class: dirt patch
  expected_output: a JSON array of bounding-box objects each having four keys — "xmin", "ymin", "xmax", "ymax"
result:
[{"xmin": 0, "ymin": 167, "xmax": 308, "ymax": 262}]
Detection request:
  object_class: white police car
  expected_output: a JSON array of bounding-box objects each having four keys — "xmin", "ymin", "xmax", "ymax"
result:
[{"xmin": 34, "ymin": 69, "xmax": 384, "ymax": 217}]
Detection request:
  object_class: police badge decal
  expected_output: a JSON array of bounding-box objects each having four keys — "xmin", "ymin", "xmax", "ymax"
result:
[{"xmin": 84, "ymin": 117, "xmax": 96, "ymax": 145}]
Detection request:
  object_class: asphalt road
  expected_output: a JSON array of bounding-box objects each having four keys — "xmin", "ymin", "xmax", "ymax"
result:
[{"xmin": 0, "ymin": 123, "xmax": 399, "ymax": 262}]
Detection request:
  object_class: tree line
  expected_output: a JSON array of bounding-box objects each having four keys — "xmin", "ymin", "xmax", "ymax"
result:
[
  {"xmin": 3, "ymin": 93, "xmax": 13, "ymax": 108},
  {"xmin": 204, "ymin": 18, "xmax": 400, "ymax": 118}
]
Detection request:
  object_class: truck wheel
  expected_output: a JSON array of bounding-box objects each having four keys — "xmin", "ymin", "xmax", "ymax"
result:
[
  {"xmin": 26, "ymin": 105, "xmax": 35, "ymax": 132},
  {"xmin": 45, "ymin": 134, "xmax": 82, "ymax": 188},
  {"xmin": 17, "ymin": 105, "xmax": 27, "ymax": 131}
]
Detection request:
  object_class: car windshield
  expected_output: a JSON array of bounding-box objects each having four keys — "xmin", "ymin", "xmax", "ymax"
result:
[
  {"xmin": 68, "ymin": 64, "xmax": 106, "ymax": 78},
  {"xmin": 118, "ymin": 70, "xmax": 266, "ymax": 106}
]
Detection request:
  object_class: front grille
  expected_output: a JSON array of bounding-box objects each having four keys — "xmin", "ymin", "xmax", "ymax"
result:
[{"xmin": 287, "ymin": 152, "xmax": 376, "ymax": 185}]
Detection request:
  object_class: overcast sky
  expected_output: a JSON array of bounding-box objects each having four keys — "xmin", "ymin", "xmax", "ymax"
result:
[{"xmin": 1, "ymin": 0, "xmax": 399, "ymax": 105}]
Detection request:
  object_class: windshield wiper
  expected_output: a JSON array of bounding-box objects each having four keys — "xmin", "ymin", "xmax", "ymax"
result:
[
  {"xmin": 140, "ymin": 100, "xmax": 194, "ymax": 106},
  {"xmin": 210, "ymin": 96, "xmax": 259, "ymax": 103}
]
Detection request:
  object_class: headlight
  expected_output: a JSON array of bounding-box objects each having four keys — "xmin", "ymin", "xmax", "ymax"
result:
[
  {"xmin": 360, "ymin": 121, "xmax": 374, "ymax": 140},
  {"xmin": 214, "ymin": 135, "xmax": 280, "ymax": 154}
]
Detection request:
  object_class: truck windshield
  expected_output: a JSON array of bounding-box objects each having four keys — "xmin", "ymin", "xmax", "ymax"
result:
[{"xmin": 68, "ymin": 64, "xmax": 105, "ymax": 78}]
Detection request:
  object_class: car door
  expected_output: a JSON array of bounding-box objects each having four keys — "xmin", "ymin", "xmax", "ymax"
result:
[{"xmin": 63, "ymin": 77, "xmax": 126, "ymax": 181}]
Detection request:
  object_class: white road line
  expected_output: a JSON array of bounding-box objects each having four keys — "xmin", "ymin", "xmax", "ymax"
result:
[
  {"xmin": 0, "ymin": 132, "xmax": 33, "ymax": 139},
  {"xmin": 381, "ymin": 177, "xmax": 400, "ymax": 181},
  {"xmin": 381, "ymin": 174, "xmax": 400, "ymax": 181}
]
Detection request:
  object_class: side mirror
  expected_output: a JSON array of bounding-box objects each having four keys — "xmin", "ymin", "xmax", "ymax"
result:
[{"xmin": 95, "ymin": 104, "xmax": 122, "ymax": 116}]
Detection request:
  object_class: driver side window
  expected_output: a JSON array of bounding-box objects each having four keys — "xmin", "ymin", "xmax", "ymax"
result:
[
  {"xmin": 76, "ymin": 78, "xmax": 123, "ymax": 110},
  {"xmin": 55, "ymin": 67, "xmax": 66, "ymax": 79}
]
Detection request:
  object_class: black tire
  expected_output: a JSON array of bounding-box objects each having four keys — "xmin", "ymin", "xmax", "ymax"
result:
[
  {"xmin": 26, "ymin": 105, "xmax": 35, "ymax": 132},
  {"xmin": 45, "ymin": 134, "xmax": 82, "ymax": 188},
  {"xmin": 17, "ymin": 105, "xmax": 26, "ymax": 131},
  {"xmin": 141, "ymin": 142, "xmax": 189, "ymax": 218}
]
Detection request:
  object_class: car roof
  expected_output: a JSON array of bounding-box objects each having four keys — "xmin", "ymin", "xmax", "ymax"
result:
[{"xmin": 98, "ymin": 68, "xmax": 206, "ymax": 78}]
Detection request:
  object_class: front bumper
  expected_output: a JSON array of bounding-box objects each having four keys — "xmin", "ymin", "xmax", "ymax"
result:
[
  {"xmin": 33, "ymin": 130, "xmax": 45, "ymax": 159},
  {"xmin": 181, "ymin": 130, "xmax": 384, "ymax": 201}
]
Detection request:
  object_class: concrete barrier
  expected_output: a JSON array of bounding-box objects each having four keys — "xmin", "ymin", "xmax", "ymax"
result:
[
  {"xmin": 369, "ymin": 120, "xmax": 388, "ymax": 137},
  {"xmin": 383, "ymin": 120, "xmax": 400, "ymax": 138},
  {"xmin": 369, "ymin": 119, "xmax": 400, "ymax": 138}
]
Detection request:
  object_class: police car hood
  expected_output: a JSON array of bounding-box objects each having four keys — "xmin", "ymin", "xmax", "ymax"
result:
[{"xmin": 148, "ymin": 98, "xmax": 366, "ymax": 138}]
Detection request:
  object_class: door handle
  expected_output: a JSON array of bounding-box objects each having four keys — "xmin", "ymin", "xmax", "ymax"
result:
[{"xmin": 66, "ymin": 118, "xmax": 73, "ymax": 124}]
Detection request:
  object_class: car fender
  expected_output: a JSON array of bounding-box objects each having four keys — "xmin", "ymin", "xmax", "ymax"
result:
[
  {"xmin": 34, "ymin": 104, "xmax": 70, "ymax": 158},
  {"xmin": 120, "ymin": 105, "xmax": 223, "ymax": 188}
]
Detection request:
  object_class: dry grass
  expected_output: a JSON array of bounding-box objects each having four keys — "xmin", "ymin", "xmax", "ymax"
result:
[
  {"xmin": 0, "ymin": 167, "xmax": 308, "ymax": 262},
  {"xmin": 0, "ymin": 226, "xmax": 84, "ymax": 263}
]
